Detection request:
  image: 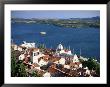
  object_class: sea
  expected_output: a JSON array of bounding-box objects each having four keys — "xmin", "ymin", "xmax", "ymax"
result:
[{"xmin": 11, "ymin": 23, "xmax": 100, "ymax": 61}]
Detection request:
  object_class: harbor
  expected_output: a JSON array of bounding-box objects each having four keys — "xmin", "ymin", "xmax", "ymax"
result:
[
  {"xmin": 11, "ymin": 41, "xmax": 99, "ymax": 77},
  {"xmin": 11, "ymin": 10, "xmax": 100, "ymax": 77}
]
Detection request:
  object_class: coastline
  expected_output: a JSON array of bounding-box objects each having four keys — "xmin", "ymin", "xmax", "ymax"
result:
[{"xmin": 11, "ymin": 41, "xmax": 100, "ymax": 77}]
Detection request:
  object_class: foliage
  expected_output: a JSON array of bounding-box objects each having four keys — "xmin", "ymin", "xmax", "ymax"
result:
[
  {"xmin": 11, "ymin": 50, "xmax": 17, "ymax": 77},
  {"xmin": 81, "ymin": 58, "xmax": 100, "ymax": 75},
  {"xmin": 11, "ymin": 47, "xmax": 42, "ymax": 77},
  {"xmin": 12, "ymin": 17, "xmax": 100, "ymax": 28},
  {"xmin": 18, "ymin": 62, "xmax": 27, "ymax": 77},
  {"xmin": 11, "ymin": 48, "xmax": 27, "ymax": 77},
  {"xmin": 95, "ymin": 63, "xmax": 100, "ymax": 75},
  {"xmin": 79, "ymin": 58, "xmax": 84, "ymax": 63},
  {"xmin": 31, "ymin": 71, "xmax": 41, "ymax": 77}
]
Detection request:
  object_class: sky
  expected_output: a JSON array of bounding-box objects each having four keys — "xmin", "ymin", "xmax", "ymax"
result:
[{"xmin": 11, "ymin": 10, "xmax": 100, "ymax": 19}]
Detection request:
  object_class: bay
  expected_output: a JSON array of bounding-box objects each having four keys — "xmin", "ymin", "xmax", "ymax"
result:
[{"xmin": 11, "ymin": 23, "xmax": 100, "ymax": 61}]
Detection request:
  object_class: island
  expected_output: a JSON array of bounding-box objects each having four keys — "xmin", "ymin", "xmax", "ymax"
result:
[{"xmin": 11, "ymin": 16, "xmax": 100, "ymax": 28}]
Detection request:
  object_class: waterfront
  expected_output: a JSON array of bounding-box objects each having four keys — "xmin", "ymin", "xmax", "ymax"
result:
[
  {"xmin": 11, "ymin": 42, "xmax": 100, "ymax": 77},
  {"xmin": 11, "ymin": 23, "xmax": 100, "ymax": 60}
]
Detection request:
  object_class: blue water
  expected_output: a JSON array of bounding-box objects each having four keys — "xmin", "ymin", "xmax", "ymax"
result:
[{"xmin": 11, "ymin": 23, "xmax": 100, "ymax": 61}]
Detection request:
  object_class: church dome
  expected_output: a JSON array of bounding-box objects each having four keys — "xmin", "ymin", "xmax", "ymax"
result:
[
  {"xmin": 73, "ymin": 54, "xmax": 79, "ymax": 63},
  {"xmin": 57, "ymin": 44, "xmax": 63, "ymax": 50}
]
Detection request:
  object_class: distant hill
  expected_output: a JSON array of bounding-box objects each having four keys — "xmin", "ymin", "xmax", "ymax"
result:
[
  {"xmin": 11, "ymin": 16, "xmax": 100, "ymax": 28},
  {"xmin": 69, "ymin": 16, "xmax": 100, "ymax": 20}
]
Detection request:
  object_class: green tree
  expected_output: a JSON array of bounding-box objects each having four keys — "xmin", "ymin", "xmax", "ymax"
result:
[
  {"xmin": 81, "ymin": 58, "xmax": 100, "ymax": 76},
  {"xmin": 31, "ymin": 71, "xmax": 41, "ymax": 77},
  {"xmin": 18, "ymin": 62, "xmax": 27, "ymax": 77},
  {"xmin": 11, "ymin": 47, "xmax": 28, "ymax": 77},
  {"xmin": 11, "ymin": 51, "xmax": 17, "ymax": 77},
  {"xmin": 79, "ymin": 58, "xmax": 84, "ymax": 63},
  {"xmin": 95, "ymin": 63, "xmax": 100, "ymax": 76}
]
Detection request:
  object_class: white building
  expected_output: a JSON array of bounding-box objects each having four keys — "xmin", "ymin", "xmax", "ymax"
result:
[
  {"xmin": 57, "ymin": 43, "xmax": 63, "ymax": 50},
  {"xmin": 64, "ymin": 50, "xmax": 72, "ymax": 55},
  {"xmin": 56, "ymin": 43, "xmax": 72, "ymax": 55},
  {"xmin": 32, "ymin": 49, "xmax": 45, "ymax": 63},
  {"xmin": 59, "ymin": 58, "xmax": 65, "ymax": 65},
  {"xmin": 43, "ymin": 72, "xmax": 51, "ymax": 77},
  {"xmin": 38, "ymin": 59, "xmax": 48, "ymax": 67},
  {"xmin": 21, "ymin": 41, "xmax": 35, "ymax": 48},
  {"xmin": 85, "ymin": 69, "xmax": 90, "ymax": 75},
  {"xmin": 72, "ymin": 54, "xmax": 79, "ymax": 63},
  {"xmin": 35, "ymin": 67, "xmax": 41, "ymax": 70},
  {"xmin": 12, "ymin": 44, "xmax": 18, "ymax": 51},
  {"xmin": 79, "ymin": 63, "xmax": 82, "ymax": 68},
  {"xmin": 17, "ymin": 46, "xmax": 23, "ymax": 52},
  {"xmin": 64, "ymin": 65, "xmax": 70, "ymax": 69},
  {"xmin": 19, "ymin": 54, "xmax": 25, "ymax": 60},
  {"xmin": 32, "ymin": 49, "xmax": 40, "ymax": 57},
  {"xmin": 32, "ymin": 54, "xmax": 45, "ymax": 64},
  {"xmin": 59, "ymin": 50, "xmax": 65, "ymax": 54}
]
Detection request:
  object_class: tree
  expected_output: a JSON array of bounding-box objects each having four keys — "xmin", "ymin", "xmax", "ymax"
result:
[
  {"xmin": 31, "ymin": 71, "xmax": 41, "ymax": 77},
  {"xmin": 81, "ymin": 58, "xmax": 100, "ymax": 76},
  {"xmin": 95, "ymin": 63, "xmax": 100, "ymax": 76},
  {"xmin": 18, "ymin": 62, "xmax": 27, "ymax": 77},
  {"xmin": 11, "ymin": 48, "xmax": 28, "ymax": 77},
  {"xmin": 11, "ymin": 51, "xmax": 17, "ymax": 77},
  {"xmin": 79, "ymin": 58, "xmax": 84, "ymax": 63}
]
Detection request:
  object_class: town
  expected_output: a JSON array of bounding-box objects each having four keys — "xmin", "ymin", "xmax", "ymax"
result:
[{"xmin": 11, "ymin": 41, "xmax": 100, "ymax": 77}]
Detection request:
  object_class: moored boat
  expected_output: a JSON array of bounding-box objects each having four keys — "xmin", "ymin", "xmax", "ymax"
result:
[{"xmin": 40, "ymin": 32, "xmax": 46, "ymax": 35}]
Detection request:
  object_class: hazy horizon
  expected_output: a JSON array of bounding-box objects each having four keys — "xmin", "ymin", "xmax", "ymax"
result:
[{"xmin": 11, "ymin": 10, "xmax": 100, "ymax": 19}]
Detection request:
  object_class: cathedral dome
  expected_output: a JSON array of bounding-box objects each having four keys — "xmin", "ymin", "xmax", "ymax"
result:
[{"xmin": 57, "ymin": 44, "xmax": 63, "ymax": 50}]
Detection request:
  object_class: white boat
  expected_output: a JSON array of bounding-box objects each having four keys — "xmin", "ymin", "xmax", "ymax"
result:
[{"xmin": 40, "ymin": 32, "xmax": 46, "ymax": 35}]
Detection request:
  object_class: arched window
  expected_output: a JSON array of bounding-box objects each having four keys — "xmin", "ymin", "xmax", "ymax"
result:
[{"xmin": 34, "ymin": 53, "xmax": 36, "ymax": 56}]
